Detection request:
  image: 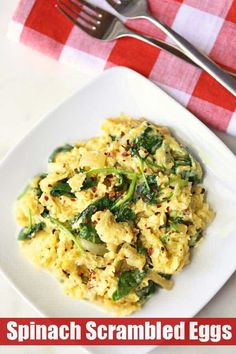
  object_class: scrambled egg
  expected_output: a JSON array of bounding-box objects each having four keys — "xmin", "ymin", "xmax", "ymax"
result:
[{"xmin": 15, "ymin": 116, "xmax": 214, "ymax": 315}]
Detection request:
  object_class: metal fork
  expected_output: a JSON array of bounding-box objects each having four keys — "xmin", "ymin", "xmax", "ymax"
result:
[
  {"xmin": 56, "ymin": 0, "xmax": 236, "ymax": 82},
  {"xmin": 106, "ymin": 0, "xmax": 236, "ymax": 96}
]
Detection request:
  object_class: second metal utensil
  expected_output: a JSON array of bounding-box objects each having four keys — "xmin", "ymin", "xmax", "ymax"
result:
[
  {"xmin": 106, "ymin": 0, "xmax": 236, "ymax": 96},
  {"xmin": 56, "ymin": 0, "xmax": 235, "ymax": 79}
]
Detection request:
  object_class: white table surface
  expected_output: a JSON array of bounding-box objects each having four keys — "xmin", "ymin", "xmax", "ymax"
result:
[{"xmin": 0, "ymin": 1, "xmax": 235, "ymax": 354}]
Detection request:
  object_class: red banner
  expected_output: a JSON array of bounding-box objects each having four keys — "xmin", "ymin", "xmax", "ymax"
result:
[{"xmin": 0, "ymin": 318, "xmax": 235, "ymax": 346}]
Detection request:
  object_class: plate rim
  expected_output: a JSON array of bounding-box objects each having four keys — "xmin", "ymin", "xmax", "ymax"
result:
[
  {"xmin": 0, "ymin": 66, "xmax": 235, "ymax": 326},
  {"xmin": 1, "ymin": 67, "xmax": 236, "ymax": 171}
]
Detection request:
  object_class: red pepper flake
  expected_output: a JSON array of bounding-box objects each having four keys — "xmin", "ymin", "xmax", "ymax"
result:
[
  {"xmin": 121, "ymin": 151, "xmax": 130, "ymax": 157},
  {"xmin": 107, "ymin": 152, "xmax": 115, "ymax": 158},
  {"xmin": 148, "ymin": 248, "xmax": 153, "ymax": 256},
  {"xmin": 93, "ymin": 220, "xmax": 97, "ymax": 225},
  {"xmin": 121, "ymin": 131, "xmax": 125, "ymax": 137},
  {"xmin": 48, "ymin": 184, "xmax": 52, "ymax": 187},
  {"xmin": 157, "ymin": 204, "xmax": 161, "ymax": 208},
  {"xmin": 44, "ymin": 195, "xmax": 49, "ymax": 201},
  {"xmin": 161, "ymin": 246, "xmax": 165, "ymax": 252},
  {"xmin": 71, "ymin": 198, "xmax": 77, "ymax": 202},
  {"xmin": 92, "ymin": 187, "xmax": 97, "ymax": 193},
  {"xmin": 109, "ymin": 191, "xmax": 116, "ymax": 198},
  {"xmin": 88, "ymin": 269, "xmax": 96, "ymax": 279},
  {"xmin": 166, "ymin": 206, "xmax": 170, "ymax": 212},
  {"xmin": 126, "ymin": 140, "xmax": 130, "ymax": 145}
]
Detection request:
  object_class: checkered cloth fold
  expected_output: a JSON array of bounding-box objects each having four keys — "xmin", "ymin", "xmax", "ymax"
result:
[{"xmin": 8, "ymin": 0, "xmax": 236, "ymax": 135}]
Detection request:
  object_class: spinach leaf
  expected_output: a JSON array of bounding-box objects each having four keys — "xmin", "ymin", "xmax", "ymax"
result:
[
  {"xmin": 48, "ymin": 144, "xmax": 74, "ymax": 163},
  {"xmin": 71, "ymin": 196, "xmax": 113, "ymax": 245},
  {"xmin": 189, "ymin": 230, "xmax": 203, "ymax": 248},
  {"xmin": 181, "ymin": 170, "xmax": 202, "ymax": 184},
  {"xmin": 17, "ymin": 184, "xmax": 30, "ymax": 200},
  {"xmin": 18, "ymin": 222, "xmax": 46, "ymax": 241},
  {"xmin": 145, "ymin": 158, "xmax": 165, "ymax": 171},
  {"xmin": 130, "ymin": 126, "xmax": 163, "ymax": 157},
  {"xmin": 73, "ymin": 178, "xmax": 137, "ymax": 243},
  {"xmin": 173, "ymin": 154, "xmax": 192, "ymax": 168},
  {"xmin": 114, "ymin": 204, "xmax": 136, "ymax": 222},
  {"xmin": 34, "ymin": 174, "xmax": 47, "ymax": 198},
  {"xmin": 79, "ymin": 223, "xmax": 104, "ymax": 244},
  {"xmin": 50, "ymin": 179, "xmax": 75, "ymax": 198},
  {"xmin": 169, "ymin": 216, "xmax": 185, "ymax": 224},
  {"xmin": 168, "ymin": 216, "xmax": 193, "ymax": 228},
  {"xmin": 49, "ymin": 217, "xmax": 84, "ymax": 253},
  {"xmin": 74, "ymin": 196, "xmax": 113, "ymax": 225},
  {"xmin": 158, "ymin": 273, "xmax": 172, "ymax": 281},
  {"xmin": 109, "ymin": 135, "xmax": 116, "ymax": 141},
  {"xmin": 41, "ymin": 208, "xmax": 49, "ymax": 218},
  {"xmin": 111, "ymin": 174, "xmax": 137, "ymax": 211},
  {"xmin": 112, "ymin": 268, "xmax": 147, "ymax": 301},
  {"xmin": 136, "ymin": 239, "xmax": 148, "ymax": 256},
  {"xmin": 115, "ymin": 175, "xmax": 129, "ymax": 192},
  {"xmin": 136, "ymin": 281, "xmax": 158, "ymax": 301},
  {"xmin": 80, "ymin": 176, "xmax": 98, "ymax": 191},
  {"xmin": 135, "ymin": 175, "xmax": 159, "ymax": 205},
  {"xmin": 160, "ymin": 233, "xmax": 168, "ymax": 244}
]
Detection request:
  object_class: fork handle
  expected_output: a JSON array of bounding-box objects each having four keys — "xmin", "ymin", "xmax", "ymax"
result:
[
  {"xmin": 124, "ymin": 32, "xmax": 236, "ymax": 79},
  {"xmin": 136, "ymin": 14, "xmax": 236, "ymax": 96}
]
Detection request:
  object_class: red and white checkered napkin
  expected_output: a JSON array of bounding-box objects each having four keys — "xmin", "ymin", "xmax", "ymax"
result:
[{"xmin": 8, "ymin": 0, "xmax": 236, "ymax": 135}]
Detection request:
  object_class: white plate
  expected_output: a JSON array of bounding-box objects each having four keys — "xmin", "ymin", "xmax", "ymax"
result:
[{"xmin": 0, "ymin": 67, "xmax": 236, "ymax": 354}]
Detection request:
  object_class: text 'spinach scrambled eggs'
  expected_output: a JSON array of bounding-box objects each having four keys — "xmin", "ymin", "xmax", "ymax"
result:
[{"xmin": 15, "ymin": 116, "xmax": 214, "ymax": 315}]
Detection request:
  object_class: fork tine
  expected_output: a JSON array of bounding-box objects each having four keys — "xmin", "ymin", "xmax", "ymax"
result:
[
  {"xmin": 74, "ymin": 0, "xmax": 103, "ymax": 14},
  {"xmin": 56, "ymin": 4, "xmax": 94, "ymax": 34},
  {"xmin": 67, "ymin": 0, "xmax": 101, "ymax": 21},
  {"xmin": 105, "ymin": 0, "xmax": 122, "ymax": 9},
  {"xmin": 57, "ymin": 0, "xmax": 97, "ymax": 28}
]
